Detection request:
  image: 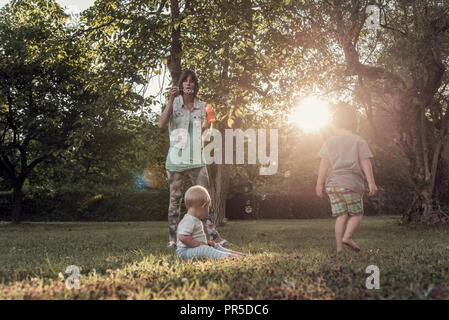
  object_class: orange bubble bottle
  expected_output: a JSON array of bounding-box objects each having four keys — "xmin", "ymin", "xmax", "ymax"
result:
[{"xmin": 206, "ymin": 104, "xmax": 216, "ymax": 123}]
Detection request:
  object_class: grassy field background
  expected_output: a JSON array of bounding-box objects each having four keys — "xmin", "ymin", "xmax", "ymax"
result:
[{"xmin": 1, "ymin": 216, "xmax": 448, "ymax": 299}]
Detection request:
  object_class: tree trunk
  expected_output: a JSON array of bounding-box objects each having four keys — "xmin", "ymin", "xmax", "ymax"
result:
[
  {"xmin": 167, "ymin": 0, "xmax": 182, "ymax": 84},
  {"xmin": 207, "ymin": 164, "xmax": 230, "ymax": 226},
  {"xmin": 11, "ymin": 183, "xmax": 23, "ymax": 224},
  {"xmin": 403, "ymin": 186, "xmax": 449, "ymax": 225}
]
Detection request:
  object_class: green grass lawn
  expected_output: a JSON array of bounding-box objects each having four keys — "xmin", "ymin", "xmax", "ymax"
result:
[{"xmin": 0, "ymin": 216, "xmax": 448, "ymax": 299}]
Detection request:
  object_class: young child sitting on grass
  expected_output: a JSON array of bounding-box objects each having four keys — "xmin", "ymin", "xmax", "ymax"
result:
[
  {"xmin": 316, "ymin": 105, "xmax": 378, "ymax": 253},
  {"xmin": 176, "ymin": 185, "xmax": 245, "ymax": 259}
]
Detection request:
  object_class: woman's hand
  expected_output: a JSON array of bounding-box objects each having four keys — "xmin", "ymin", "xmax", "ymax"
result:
[
  {"xmin": 202, "ymin": 117, "xmax": 210, "ymax": 131},
  {"xmin": 169, "ymin": 86, "xmax": 179, "ymax": 101}
]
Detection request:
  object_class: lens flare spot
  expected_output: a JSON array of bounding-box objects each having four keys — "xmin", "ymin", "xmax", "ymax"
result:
[{"xmin": 289, "ymin": 96, "xmax": 331, "ymax": 132}]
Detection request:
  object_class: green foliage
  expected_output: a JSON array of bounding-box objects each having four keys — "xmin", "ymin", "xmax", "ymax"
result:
[
  {"xmin": 0, "ymin": 0, "xmax": 171, "ymax": 221},
  {"xmin": 0, "ymin": 0, "xmax": 101, "ymax": 220}
]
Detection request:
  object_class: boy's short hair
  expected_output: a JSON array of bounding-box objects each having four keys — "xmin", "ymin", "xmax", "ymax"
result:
[
  {"xmin": 185, "ymin": 185, "xmax": 211, "ymax": 209},
  {"xmin": 333, "ymin": 104, "xmax": 358, "ymax": 132}
]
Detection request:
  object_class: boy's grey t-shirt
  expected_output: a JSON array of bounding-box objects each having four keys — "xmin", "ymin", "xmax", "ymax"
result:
[
  {"xmin": 318, "ymin": 134, "xmax": 373, "ymax": 195},
  {"xmin": 176, "ymin": 214, "xmax": 207, "ymax": 248}
]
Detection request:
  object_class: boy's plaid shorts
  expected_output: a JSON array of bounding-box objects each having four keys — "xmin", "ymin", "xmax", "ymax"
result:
[{"xmin": 325, "ymin": 187, "xmax": 364, "ymax": 217}]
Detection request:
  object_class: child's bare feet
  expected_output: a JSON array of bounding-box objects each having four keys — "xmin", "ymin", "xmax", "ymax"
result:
[
  {"xmin": 342, "ymin": 238, "xmax": 360, "ymax": 252},
  {"xmin": 233, "ymin": 251, "xmax": 246, "ymax": 257},
  {"xmin": 229, "ymin": 252, "xmax": 243, "ymax": 258},
  {"xmin": 228, "ymin": 249, "xmax": 246, "ymax": 257}
]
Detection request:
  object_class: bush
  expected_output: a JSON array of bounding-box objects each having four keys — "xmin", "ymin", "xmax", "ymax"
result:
[{"xmin": 0, "ymin": 184, "xmax": 170, "ymax": 222}]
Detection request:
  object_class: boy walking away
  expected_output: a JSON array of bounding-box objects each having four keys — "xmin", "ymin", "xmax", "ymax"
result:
[
  {"xmin": 176, "ymin": 186, "xmax": 246, "ymax": 259},
  {"xmin": 316, "ymin": 106, "xmax": 378, "ymax": 253}
]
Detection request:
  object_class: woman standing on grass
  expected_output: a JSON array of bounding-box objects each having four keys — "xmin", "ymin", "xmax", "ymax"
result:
[{"xmin": 157, "ymin": 70, "xmax": 228, "ymax": 248}]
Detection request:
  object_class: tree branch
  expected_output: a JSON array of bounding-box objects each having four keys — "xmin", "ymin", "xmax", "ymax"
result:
[{"xmin": 23, "ymin": 154, "xmax": 53, "ymax": 177}]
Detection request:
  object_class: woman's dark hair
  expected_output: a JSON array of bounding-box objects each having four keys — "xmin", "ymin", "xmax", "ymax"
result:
[
  {"xmin": 177, "ymin": 70, "xmax": 199, "ymax": 97},
  {"xmin": 333, "ymin": 104, "xmax": 358, "ymax": 132}
]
